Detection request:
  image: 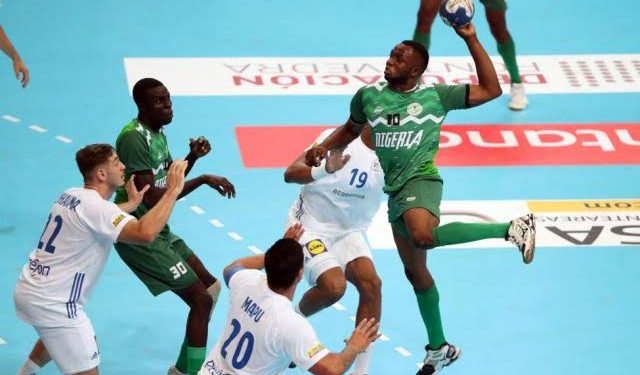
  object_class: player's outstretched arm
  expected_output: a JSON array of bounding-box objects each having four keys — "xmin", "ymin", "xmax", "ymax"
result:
[
  {"xmin": 305, "ymin": 118, "xmax": 363, "ymax": 167},
  {"xmin": 118, "ymin": 160, "xmax": 187, "ymax": 244},
  {"xmin": 456, "ymin": 23, "xmax": 502, "ymax": 107},
  {"xmin": 131, "ymin": 170, "xmax": 235, "ymax": 209},
  {"xmin": 308, "ymin": 318, "xmax": 381, "ymax": 375}
]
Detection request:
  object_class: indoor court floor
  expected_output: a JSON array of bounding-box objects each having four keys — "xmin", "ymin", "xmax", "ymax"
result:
[{"xmin": 1, "ymin": 1, "xmax": 639, "ymax": 374}]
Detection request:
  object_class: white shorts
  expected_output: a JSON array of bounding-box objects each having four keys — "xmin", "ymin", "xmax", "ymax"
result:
[
  {"xmin": 34, "ymin": 313, "xmax": 100, "ymax": 374},
  {"xmin": 298, "ymin": 229, "xmax": 372, "ymax": 286}
]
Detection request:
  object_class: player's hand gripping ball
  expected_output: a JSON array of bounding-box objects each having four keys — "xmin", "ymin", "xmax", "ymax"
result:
[{"xmin": 439, "ymin": 0, "xmax": 474, "ymax": 28}]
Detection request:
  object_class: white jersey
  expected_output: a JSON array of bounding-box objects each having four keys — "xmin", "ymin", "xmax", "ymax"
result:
[
  {"xmin": 288, "ymin": 129, "xmax": 384, "ymax": 234},
  {"xmin": 14, "ymin": 187, "xmax": 134, "ymax": 327},
  {"xmin": 200, "ymin": 270, "xmax": 329, "ymax": 375}
]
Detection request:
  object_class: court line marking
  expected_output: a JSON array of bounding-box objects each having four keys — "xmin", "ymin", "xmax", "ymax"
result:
[
  {"xmin": 28, "ymin": 125, "xmax": 47, "ymax": 133},
  {"xmin": 248, "ymin": 245, "xmax": 263, "ymax": 254},
  {"xmin": 333, "ymin": 303, "xmax": 347, "ymax": 311},
  {"xmin": 55, "ymin": 135, "xmax": 73, "ymax": 143},
  {"xmin": 395, "ymin": 347, "xmax": 412, "ymax": 357},
  {"xmin": 209, "ymin": 219, "xmax": 224, "ymax": 228},
  {"xmin": 2, "ymin": 114, "xmax": 20, "ymax": 123},
  {"xmin": 190, "ymin": 206, "xmax": 206, "ymax": 215},
  {"xmin": 228, "ymin": 232, "xmax": 243, "ymax": 241},
  {"xmin": 2, "ymin": 113, "xmax": 75, "ymax": 145}
]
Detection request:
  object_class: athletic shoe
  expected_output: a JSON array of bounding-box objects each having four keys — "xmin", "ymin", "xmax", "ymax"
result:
[
  {"xmin": 167, "ymin": 366, "xmax": 186, "ymax": 375},
  {"xmin": 509, "ymin": 83, "xmax": 528, "ymax": 110},
  {"xmin": 507, "ymin": 213, "xmax": 536, "ymax": 264},
  {"xmin": 416, "ymin": 342, "xmax": 461, "ymax": 375}
]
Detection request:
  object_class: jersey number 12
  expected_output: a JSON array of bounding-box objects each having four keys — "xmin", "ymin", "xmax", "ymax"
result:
[{"xmin": 37, "ymin": 214, "xmax": 63, "ymax": 254}]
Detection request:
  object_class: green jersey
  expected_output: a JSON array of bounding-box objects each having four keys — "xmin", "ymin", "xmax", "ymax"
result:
[
  {"xmin": 114, "ymin": 119, "xmax": 173, "ymax": 220},
  {"xmin": 350, "ymin": 82, "xmax": 468, "ymax": 193}
]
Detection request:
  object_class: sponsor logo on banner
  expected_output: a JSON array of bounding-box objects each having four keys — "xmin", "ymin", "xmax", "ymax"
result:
[
  {"xmin": 366, "ymin": 199, "xmax": 640, "ymax": 250},
  {"xmin": 124, "ymin": 54, "xmax": 640, "ymax": 96},
  {"xmin": 235, "ymin": 123, "xmax": 640, "ymax": 168}
]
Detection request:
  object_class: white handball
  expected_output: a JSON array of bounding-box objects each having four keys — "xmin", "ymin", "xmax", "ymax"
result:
[{"xmin": 439, "ymin": 0, "xmax": 474, "ymax": 28}]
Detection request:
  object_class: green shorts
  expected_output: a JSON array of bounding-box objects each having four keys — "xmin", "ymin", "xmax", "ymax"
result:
[
  {"xmin": 388, "ymin": 176, "xmax": 443, "ymax": 239},
  {"xmin": 480, "ymin": 0, "xmax": 507, "ymax": 11},
  {"xmin": 114, "ymin": 231, "xmax": 198, "ymax": 296}
]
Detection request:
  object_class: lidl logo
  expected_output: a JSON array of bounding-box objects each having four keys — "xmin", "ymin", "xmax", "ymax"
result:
[{"xmin": 306, "ymin": 239, "xmax": 327, "ymax": 256}]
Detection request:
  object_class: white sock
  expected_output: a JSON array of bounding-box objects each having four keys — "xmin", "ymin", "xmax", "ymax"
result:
[
  {"xmin": 17, "ymin": 358, "xmax": 41, "ymax": 375},
  {"xmin": 352, "ymin": 342, "xmax": 374, "ymax": 375},
  {"xmin": 207, "ymin": 280, "xmax": 221, "ymax": 318}
]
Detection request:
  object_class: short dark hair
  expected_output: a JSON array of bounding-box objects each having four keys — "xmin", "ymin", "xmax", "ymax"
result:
[
  {"xmin": 132, "ymin": 77, "xmax": 164, "ymax": 107},
  {"xmin": 401, "ymin": 40, "xmax": 430, "ymax": 74},
  {"xmin": 264, "ymin": 238, "xmax": 303, "ymax": 290},
  {"xmin": 75, "ymin": 144, "xmax": 115, "ymax": 180}
]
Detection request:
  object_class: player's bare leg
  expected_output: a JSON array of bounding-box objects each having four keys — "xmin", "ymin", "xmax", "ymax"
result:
[
  {"xmin": 174, "ymin": 280, "xmax": 213, "ymax": 375},
  {"xmin": 414, "ymin": 0, "xmax": 440, "ymax": 48},
  {"xmin": 185, "ymin": 254, "xmax": 221, "ymax": 315},
  {"xmin": 297, "ymin": 267, "xmax": 346, "ymax": 317},
  {"xmin": 345, "ymin": 257, "xmax": 382, "ymax": 374},
  {"xmin": 167, "ymin": 255, "xmax": 220, "ymax": 375},
  {"xmin": 16, "ymin": 339, "xmax": 50, "ymax": 375},
  {"xmin": 346, "ymin": 257, "xmax": 382, "ymax": 325}
]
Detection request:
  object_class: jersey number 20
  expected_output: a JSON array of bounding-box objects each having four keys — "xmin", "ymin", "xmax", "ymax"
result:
[{"xmin": 221, "ymin": 318, "xmax": 255, "ymax": 369}]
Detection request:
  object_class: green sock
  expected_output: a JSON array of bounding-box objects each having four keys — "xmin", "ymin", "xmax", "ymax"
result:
[
  {"xmin": 415, "ymin": 286, "xmax": 445, "ymax": 348},
  {"xmin": 413, "ymin": 30, "xmax": 431, "ymax": 50},
  {"xmin": 186, "ymin": 346, "xmax": 206, "ymax": 375},
  {"xmin": 432, "ymin": 222, "xmax": 510, "ymax": 247},
  {"xmin": 175, "ymin": 339, "xmax": 188, "ymax": 373},
  {"xmin": 497, "ymin": 36, "xmax": 522, "ymax": 84}
]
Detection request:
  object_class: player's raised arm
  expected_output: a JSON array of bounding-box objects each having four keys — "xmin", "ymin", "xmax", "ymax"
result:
[
  {"xmin": 286, "ymin": 128, "xmax": 352, "ymax": 184},
  {"xmin": 305, "ymin": 118, "xmax": 364, "ymax": 167},
  {"xmin": 118, "ymin": 160, "xmax": 187, "ymax": 244},
  {"xmin": 183, "ymin": 136, "xmax": 211, "ymax": 176},
  {"xmin": 117, "ymin": 174, "xmax": 150, "ymax": 213},
  {"xmin": 456, "ymin": 23, "xmax": 502, "ymax": 107}
]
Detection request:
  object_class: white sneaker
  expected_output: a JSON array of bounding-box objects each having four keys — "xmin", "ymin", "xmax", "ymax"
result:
[
  {"xmin": 507, "ymin": 213, "xmax": 536, "ymax": 264},
  {"xmin": 509, "ymin": 83, "xmax": 528, "ymax": 110},
  {"xmin": 167, "ymin": 366, "xmax": 186, "ymax": 375},
  {"xmin": 416, "ymin": 342, "xmax": 461, "ymax": 375}
]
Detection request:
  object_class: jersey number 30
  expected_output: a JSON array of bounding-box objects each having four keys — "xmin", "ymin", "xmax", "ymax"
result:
[{"xmin": 37, "ymin": 214, "xmax": 63, "ymax": 254}]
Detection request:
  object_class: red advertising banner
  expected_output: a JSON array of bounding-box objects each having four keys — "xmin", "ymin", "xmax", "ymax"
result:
[{"xmin": 236, "ymin": 123, "xmax": 640, "ymax": 168}]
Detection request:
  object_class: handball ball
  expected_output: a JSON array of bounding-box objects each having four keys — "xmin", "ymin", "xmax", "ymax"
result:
[{"xmin": 439, "ymin": 0, "xmax": 474, "ymax": 28}]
